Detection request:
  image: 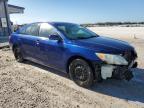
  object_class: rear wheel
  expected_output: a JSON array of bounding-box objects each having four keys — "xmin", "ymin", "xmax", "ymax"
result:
[
  {"xmin": 69, "ymin": 59, "xmax": 94, "ymax": 88},
  {"xmin": 13, "ymin": 46, "xmax": 24, "ymax": 63}
]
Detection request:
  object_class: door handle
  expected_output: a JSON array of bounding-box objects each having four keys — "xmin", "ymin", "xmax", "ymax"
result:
[{"xmin": 36, "ymin": 40, "xmax": 40, "ymax": 45}]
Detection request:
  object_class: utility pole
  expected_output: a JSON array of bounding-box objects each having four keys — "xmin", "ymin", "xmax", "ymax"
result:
[{"xmin": 3, "ymin": 0, "xmax": 11, "ymax": 36}]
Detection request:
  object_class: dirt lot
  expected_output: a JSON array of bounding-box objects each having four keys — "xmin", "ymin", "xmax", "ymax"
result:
[{"xmin": 0, "ymin": 27, "xmax": 144, "ymax": 108}]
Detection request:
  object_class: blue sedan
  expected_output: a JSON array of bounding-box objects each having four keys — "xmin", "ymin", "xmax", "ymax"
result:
[{"xmin": 9, "ymin": 22, "xmax": 138, "ymax": 88}]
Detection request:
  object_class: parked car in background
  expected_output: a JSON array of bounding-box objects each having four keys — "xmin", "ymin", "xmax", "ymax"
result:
[{"xmin": 9, "ymin": 22, "xmax": 138, "ymax": 88}]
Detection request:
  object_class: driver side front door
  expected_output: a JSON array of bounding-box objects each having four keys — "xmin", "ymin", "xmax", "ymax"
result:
[{"xmin": 38, "ymin": 23, "xmax": 66, "ymax": 70}]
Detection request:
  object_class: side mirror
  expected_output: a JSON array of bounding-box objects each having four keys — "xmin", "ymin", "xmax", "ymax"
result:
[{"xmin": 49, "ymin": 34, "xmax": 62, "ymax": 42}]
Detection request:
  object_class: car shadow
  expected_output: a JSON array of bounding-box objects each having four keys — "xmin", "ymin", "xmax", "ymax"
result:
[
  {"xmin": 91, "ymin": 68, "xmax": 144, "ymax": 104},
  {"xmin": 24, "ymin": 61, "xmax": 144, "ymax": 104}
]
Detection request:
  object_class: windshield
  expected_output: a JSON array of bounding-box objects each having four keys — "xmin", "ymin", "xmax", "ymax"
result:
[{"xmin": 54, "ymin": 23, "xmax": 99, "ymax": 40}]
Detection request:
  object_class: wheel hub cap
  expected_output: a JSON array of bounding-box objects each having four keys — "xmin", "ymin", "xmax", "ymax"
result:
[{"xmin": 74, "ymin": 65, "xmax": 87, "ymax": 81}]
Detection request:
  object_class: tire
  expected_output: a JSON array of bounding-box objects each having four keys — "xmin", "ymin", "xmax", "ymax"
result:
[
  {"xmin": 13, "ymin": 46, "xmax": 24, "ymax": 63},
  {"xmin": 69, "ymin": 59, "xmax": 94, "ymax": 88}
]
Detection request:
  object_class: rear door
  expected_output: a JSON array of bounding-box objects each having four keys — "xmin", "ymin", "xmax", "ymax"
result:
[{"xmin": 18, "ymin": 24, "xmax": 41, "ymax": 60}]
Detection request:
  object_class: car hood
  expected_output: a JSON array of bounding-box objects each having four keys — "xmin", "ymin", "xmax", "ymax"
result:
[{"xmin": 72, "ymin": 36, "xmax": 134, "ymax": 54}]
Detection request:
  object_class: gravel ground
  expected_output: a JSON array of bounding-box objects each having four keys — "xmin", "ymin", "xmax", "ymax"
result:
[{"xmin": 0, "ymin": 31, "xmax": 144, "ymax": 108}]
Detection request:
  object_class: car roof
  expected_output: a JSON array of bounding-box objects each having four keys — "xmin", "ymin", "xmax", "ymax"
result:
[
  {"xmin": 27, "ymin": 22, "xmax": 77, "ymax": 26},
  {"xmin": 49, "ymin": 22, "xmax": 76, "ymax": 25}
]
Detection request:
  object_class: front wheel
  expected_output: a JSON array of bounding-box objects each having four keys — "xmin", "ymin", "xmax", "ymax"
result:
[
  {"xmin": 69, "ymin": 59, "xmax": 94, "ymax": 88},
  {"xmin": 13, "ymin": 46, "xmax": 25, "ymax": 63}
]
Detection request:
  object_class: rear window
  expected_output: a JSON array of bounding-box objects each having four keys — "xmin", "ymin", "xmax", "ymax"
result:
[
  {"xmin": 19, "ymin": 26, "xmax": 26, "ymax": 34},
  {"xmin": 19, "ymin": 24, "xmax": 40, "ymax": 36}
]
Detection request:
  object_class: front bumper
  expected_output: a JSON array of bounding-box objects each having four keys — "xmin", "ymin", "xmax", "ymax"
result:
[
  {"xmin": 111, "ymin": 66, "xmax": 134, "ymax": 81},
  {"xmin": 93, "ymin": 61, "xmax": 138, "ymax": 81},
  {"xmin": 93, "ymin": 49, "xmax": 138, "ymax": 81}
]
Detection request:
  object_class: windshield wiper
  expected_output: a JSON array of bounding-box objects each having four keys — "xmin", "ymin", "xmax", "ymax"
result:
[
  {"xmin": 76, "ymin": 37, "xmax": 88, "ymax": 39},
  {"xmin": 89, "ymin": 35, "xmax": 99, "ymax": 38},
  {"xmin": 75, "ymin": 35, "xmax": 99, "ymax": 40}
]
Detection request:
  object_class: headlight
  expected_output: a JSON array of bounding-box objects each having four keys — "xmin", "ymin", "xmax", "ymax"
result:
[{"xmin": 96, "ymin": 53, "xmax": 128, "ymax": 65}]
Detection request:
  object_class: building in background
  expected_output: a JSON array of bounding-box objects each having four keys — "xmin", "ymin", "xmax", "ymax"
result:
[{"xmin": 0, "ymin": 0, "xmax": 24, "ymax": 43}]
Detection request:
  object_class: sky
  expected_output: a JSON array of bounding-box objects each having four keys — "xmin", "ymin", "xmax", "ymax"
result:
[{"xmin": 9, "ymin": 0, "xmax": 144, "ymax": 24}]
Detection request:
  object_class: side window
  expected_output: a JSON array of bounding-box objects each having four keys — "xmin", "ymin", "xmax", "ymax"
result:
[
  {"xmin": 39, "ymin": 23, "xmax": 58, "ymax": 37},
  {"xmin": 19, "ymin": 26, "xmax": 27, "ymax": 34},
  {"xmin": 19, "ymin": 24, "xmax": 40, "ymax": 36},
  {"xmin": 25, "ymin": 24, "xmax": 40, "ymax": 36}
]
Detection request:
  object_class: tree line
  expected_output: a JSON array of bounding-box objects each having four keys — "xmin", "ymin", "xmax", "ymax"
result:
[{"xmin": 81, "ymin": 22, "xmax": 144, "ymax": 27}]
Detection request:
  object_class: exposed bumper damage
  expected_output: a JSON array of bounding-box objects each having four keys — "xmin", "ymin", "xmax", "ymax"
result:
[
  {"xmin": 101, "ymin": 61, "xmax": 138, "ymax": 81},
  {"xmin": 98, "ymin": 50, "xmax": 138, "ymax": 81},
  {"xmin": 93, "ymin": 50, "xmax": 138, "ymax": 81}
]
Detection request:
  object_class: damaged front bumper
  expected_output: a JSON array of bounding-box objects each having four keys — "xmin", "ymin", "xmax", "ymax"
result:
[
  {"xmin": 111, "ymin": 65, "xmax": 134, "ymax": 81},
  {"xmin": 94, "ymin": 49, "xmax": 138, "ymax": 81},
  {"xmin": 101, "ymin": 61, "xmax": 138, "ymax": 81},
  {"xmin": 93, "ymin": 61, "xmax": 138, "ymax": 81}
]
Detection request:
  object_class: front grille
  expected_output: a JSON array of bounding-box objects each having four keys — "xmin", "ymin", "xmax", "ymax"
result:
[{"xmin": 123, "ymin": 50, "xmax": 137, "ymax": 64}]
